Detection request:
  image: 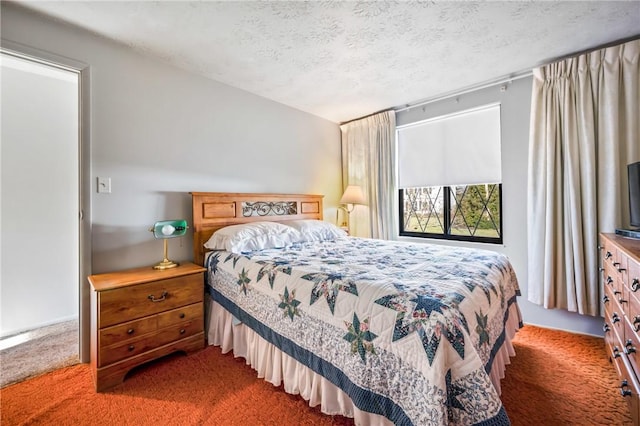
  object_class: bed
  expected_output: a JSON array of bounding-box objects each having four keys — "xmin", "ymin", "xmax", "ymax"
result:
[{"xmin": 191, "ymin": 192, "xmax": 522, "ymax": 426}]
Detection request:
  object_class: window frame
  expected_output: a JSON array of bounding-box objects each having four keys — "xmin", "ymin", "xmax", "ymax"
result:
[{"xmin": 398, "ymin": 184, "xmax": 503, "ymax": 244}]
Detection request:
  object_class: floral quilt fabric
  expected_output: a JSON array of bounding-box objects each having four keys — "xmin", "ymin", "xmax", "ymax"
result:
[{"xmin": 206, "ymin": 237, "xmax": 521, "ymax": 426}]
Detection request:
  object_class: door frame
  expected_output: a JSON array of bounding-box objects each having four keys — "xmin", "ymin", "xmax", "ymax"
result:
[{"xmin": 1, "ymin": 39, "xmax": 92, "ymax": 363}]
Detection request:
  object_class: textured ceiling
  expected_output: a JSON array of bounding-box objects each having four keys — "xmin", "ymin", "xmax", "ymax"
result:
[{"xmin": 15, "ymin": 1, "xmax": 640, "ymax": 123}]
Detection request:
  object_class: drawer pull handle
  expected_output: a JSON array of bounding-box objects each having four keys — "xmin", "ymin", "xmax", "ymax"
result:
[
  {"xmin": 606, "ymin": 251, "xmax": 613, "ymax": 259},
  {"xmin": 180, "ymin": 329, "xmax": 186, "ymax": 334},
  {"xmin": 603, "ymin": 323, "xmax": 611, "ymax": 333},
  {"xmin": 634, "ymin": 316, "xmax": 640, "ymax": 332},
  {"xmin": 625, "ymin": 340, "xmax": 636, "ymax": 354},
  {"xmin": 598, "ymin": 245, "xmax": 604, "ymax": 250},
  {"xmin": 613, "ymin": 290, "xmax": 626, "ymax": 304},
  {"xmin": 614, "ymin": 262, "xmax": 626, "ymax": 272},
  {"xmin": 606, "ymin": 276, "xmax": 614, "ymax": 285},
  {"xmin": 148, "ymin": 291, "xmax": 168, "ymax": 302},
  {"xmin": 128, "ymin": 345, "xmax": 135, "ymax": 352},
  {"xmin": 612, "ymin": 313, "xmax": 621, "ymax": 324},
  {"xmin": 599, "ymin": 267, "xmax": 605, "ymax": 273},
  {"xmin": 613, "ymin": 346, "xmax": 621, "ymax": 358},
  {"xmin": 603, "ymin": 295, "xmax": 610, "ymax": 304},
  {"xmin": 633, "ymin": 279, "xmax": 640, "ymax": 293},
  {"xmin": 621, "ymin": 380, "xmax": 633, "ymax": 397},
  {"xmin": 127, "ymin": 328, "xmax": 134, "ymax": 335},
  {"xmin": 180, "ymin": 313, "xmax": 186, "ymax": 319}
]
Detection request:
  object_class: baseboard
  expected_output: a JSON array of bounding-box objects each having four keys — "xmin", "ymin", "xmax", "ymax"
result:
[
  {"xmin": 0, "ymin": 315, "xmax": 78, "ymax": 340},
  {"xmin": 521, "ymin": 321, "xmax": 603, "ymax": 339}
]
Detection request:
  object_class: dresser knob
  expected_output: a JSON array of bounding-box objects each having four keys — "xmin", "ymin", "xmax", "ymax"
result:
[
  {"xmin": 606, "ymin": 251, "xmax": 613, "ymax": 259},
  {"xmin": 607, "ymin": 276, "xmax": 614, "ymax": 285},
  {"xmin": 598, "ymin": 245, "xmax": 604, "ymax": 250},
  {"xmin": 633, "ymin": 279, "xmax": 640, "ymax": 292},
  {"xmin": 621, "ymin": 380, "xmax": 633, "ymax": 397},
  {"xmin": 179, "ymin": 313, "xmax": 185, "ymax": 319},
  {"xmin": 148, "ymin": 291, "xmax": 168, "ymax": 302},
  {"xmin": 180, "ymin": 329, "xmax": 186, "ymax": 334},
  {"xmin": 625, "ymin": 340, "xmax": 637, "ymax": 354},
  {"xmin": 603, "ymin": 323, "xmax": 611, "ymax": 333},
  {"xmin": 603, "ymin": 295, "xmax": 610, "ymax": 304},
  {"xmin": 634, "ymin": 316, "xmax": 640, "ymax": 332},
  {"xmin": 127, "ymin": 328, "xmax": 134, "ymax": 335},
  {"xmin": 612, "ymin": 313, "xmax": 621, "ymax": 324},
  {"xmin": 128, "ymin": 345, "xmax": 135, "ymax": 352}
]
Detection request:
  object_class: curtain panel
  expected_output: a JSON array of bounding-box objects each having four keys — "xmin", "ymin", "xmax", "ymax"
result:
[
  {"xmin": 528, "ymin": 39, "xmax": 639, "ymax": 316},
  {"xmin": 340, "ymin": 110, "xmax": 397, "ymax": 240}
]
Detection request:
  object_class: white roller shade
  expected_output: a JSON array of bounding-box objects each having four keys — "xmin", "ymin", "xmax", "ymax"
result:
[{"xmin": 397, "ymin": 104, "xmax": 502, "ymax": 188}]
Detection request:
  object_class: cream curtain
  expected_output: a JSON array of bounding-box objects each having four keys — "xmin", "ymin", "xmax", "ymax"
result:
[
  {"xmin": 528, "ymin": 40, "xmax": 639, "ymax": 316},
  {"xmin": 340, "ymin": 110, "xmax": 397, "ymax": 240}
]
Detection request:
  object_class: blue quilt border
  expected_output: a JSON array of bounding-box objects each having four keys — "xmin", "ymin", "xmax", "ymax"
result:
[{"xmin": 208, "ymin": 285, "xmax": 513, "ymax": 426}]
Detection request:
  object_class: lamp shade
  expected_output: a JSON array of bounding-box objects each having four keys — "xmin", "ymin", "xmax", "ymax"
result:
[
  {"xmin": 340, "ymin": 185, "xmax": 366, "ymax": 205},
  {"xmin": 152, "ymin": 219, "xmax": 188, "ymax": 239}
]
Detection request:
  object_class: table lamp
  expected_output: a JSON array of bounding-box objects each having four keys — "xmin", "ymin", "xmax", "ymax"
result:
[
  {"xmin": 150, "ymin": 219, "xmax": 188, "ymax": 270},
  {"xmin": 339, "ymin": 185, "xmax": 366, "ymax": 233}
]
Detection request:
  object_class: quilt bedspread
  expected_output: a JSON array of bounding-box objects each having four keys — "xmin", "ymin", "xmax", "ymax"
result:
[{"xmin": 206, "ymin": 237, "xmax": 521, "ymax": 426}]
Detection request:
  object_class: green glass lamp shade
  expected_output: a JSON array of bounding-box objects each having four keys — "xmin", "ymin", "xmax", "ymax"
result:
[
  {"xmin": 152, "ymin": 219, "xmax": 188, "ymax": 239},
  {"xmin": 150, "ymin": 219, "xmax": 188, "ymax": 270}
]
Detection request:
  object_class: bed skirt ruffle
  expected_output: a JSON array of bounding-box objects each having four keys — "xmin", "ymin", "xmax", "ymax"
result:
[{"xmin": 205, "ymin": 295, "xmax": 521, "ymax": 425}]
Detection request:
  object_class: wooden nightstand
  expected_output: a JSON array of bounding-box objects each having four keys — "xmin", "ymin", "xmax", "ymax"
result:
[{"xmin": 88, "ymin": 262, "xmax": 206, "ymax": 392}]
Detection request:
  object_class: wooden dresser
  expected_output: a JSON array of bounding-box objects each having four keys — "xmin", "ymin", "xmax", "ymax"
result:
[
  {"xmin": 602, "ymin": 233, "xmax": 640, "ymax": 424},
  {"xmin": 88, "ymin": 262, "xmax": 206, "ymax": 391}
]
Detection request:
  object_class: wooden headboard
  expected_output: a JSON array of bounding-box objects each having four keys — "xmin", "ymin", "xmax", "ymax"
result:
[{"xmin": 190, "ymin": 192, "xmax": 324, "ymax": 265}]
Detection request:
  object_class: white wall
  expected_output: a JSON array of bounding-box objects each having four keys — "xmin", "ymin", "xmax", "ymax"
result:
[
  {"xmin": 397, "ymin": 77, "xmax": 604, "ymax": 337},
  {"xmin": 1, "ymin": 3, "xmax": 342, "ymax": 277},
  {"xmin": 1, "ymin": 54, "xmax": 79, "ymax": 336},
  {"xmin": 1, "ymin": 3, "xmax": 603, "ymax": 338}
]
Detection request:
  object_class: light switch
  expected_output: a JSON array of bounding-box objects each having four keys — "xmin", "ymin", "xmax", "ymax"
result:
[{"xmin": 97, "ymin": 177, "xmax": 111, "ymax": 193}]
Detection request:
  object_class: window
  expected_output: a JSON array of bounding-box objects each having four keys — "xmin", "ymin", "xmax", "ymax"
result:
[{"xmin": 397, "ymin": 104, "xmax": 503, "ymax": 244}]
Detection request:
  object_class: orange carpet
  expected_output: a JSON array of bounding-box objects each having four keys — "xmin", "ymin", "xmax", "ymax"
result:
[{"xmin": 0, "ymin": 325, "xmax": 632, "ymax": 425}]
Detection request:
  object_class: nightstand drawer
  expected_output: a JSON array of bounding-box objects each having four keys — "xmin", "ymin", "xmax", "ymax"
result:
[
  {"xmin": 157, "ymin": 303, "xmax": 202, "ymax": 329},
  {"xmin": 100, "ymin": 315, "xmax": 157, "ymax": 347},
  {"xmin": 99, "ymin": 274, "xmax": 203, "ymax": 328},
  {"xmin": 99, "ymin": 319, "xmax": 203, "ymax": 366},
  {"xmin": 99, "ymin": 303, "xmax": 203, "ymax": 346}
]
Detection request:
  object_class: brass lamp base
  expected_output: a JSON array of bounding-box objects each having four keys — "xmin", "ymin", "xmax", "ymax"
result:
[
  {"xmin": 153, "ymin": 239, "xmax": 179, "ymax": 270},
  {"xmin": 153, "ymin": 258, "xmax": 179, "ymax": 270}
]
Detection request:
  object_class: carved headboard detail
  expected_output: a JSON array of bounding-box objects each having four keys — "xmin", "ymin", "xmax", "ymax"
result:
[{"xmin": 190, "ymin": 192, "xmax": 324, "ymax": 265}]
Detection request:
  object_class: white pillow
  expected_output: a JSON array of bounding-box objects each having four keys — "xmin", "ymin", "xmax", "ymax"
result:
[
  {"xmin": 204, "ymin": 221, "xmax": 303, "ymax": 254},
  {"xmin": 285, "ymin": 220, "xmax": 347, "ymax": 242}
]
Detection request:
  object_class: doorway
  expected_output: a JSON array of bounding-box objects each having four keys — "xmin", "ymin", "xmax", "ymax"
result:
[{"xmin": 0, "ymin": 48, "xmax": 89, "ymax": 384}]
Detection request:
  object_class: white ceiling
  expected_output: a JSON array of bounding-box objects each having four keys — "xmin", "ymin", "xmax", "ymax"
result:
[{"xmin": 15, "ymin": 1, "xmax": 640, "ymax": 123}]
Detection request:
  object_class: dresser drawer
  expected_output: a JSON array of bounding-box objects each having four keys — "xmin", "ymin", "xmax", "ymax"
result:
[
  {"xmin": 100, "ymin": 315, "xmax": 157, "ymax": 347},
  {"xmin": 630, "ymin": 261, "xmax": 640, "ymax": 295},
  {"xmin": 99, "ymin": 273, "xmax": 203, "ymax": 328},
  {"xmin": 626, "ymin": 317, "xmax": 640, "ymax": 377},
  {"xmin": 99, "ymin": 319, "xmax": 203, "ymax": 366},
  {"xmin": 605, "ymin": 293, "xmax": 626, "ymax": 341},
  {"xmin": 614, "ymin": 348, "xmax": 640, "ymax": 425},
  {"xmin": 157, "ymin": 302, "xmax": 202, "ymax": 328},
  {"xmin": 605, "ymin": 333, "xmax": 624, "ymax": 376},
  {"xmin": 99, "ymin": 303, "xmax": 203, "ymax": 347}
]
